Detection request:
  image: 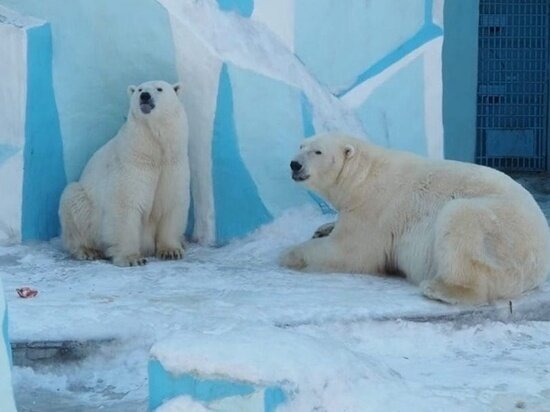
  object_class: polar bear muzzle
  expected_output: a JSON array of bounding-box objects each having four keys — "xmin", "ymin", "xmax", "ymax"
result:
[
  {"xmin": 139, "ymin": 91, "xmax": 155, "ymax": 114},
  {"xmin": 290, "ymin": 160, "xmax": 309, "ymax": 182}
]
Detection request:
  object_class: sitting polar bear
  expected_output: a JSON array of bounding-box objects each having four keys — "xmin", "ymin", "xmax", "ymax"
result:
[
  {"xmin": 59, "ymin": 80, "xmax": 190, "ymax": 267},
  {"xmin": 280, "ymin": 132, "xmax": 550, "ymax": 305}
]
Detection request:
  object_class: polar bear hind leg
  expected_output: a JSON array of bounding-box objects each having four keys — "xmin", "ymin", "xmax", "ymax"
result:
[
  {"xmin": 59, "ymin": 183, "xmax": 104, "ymax": 261},
  {"xmin": 421, "ymin": 199, "xmax": 505, "ymax": 305}
]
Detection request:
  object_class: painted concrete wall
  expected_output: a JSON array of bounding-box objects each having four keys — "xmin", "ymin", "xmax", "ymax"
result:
[
  {"xmin": 0, "ymin": 0, "xmax": 179, "ymax": 183},
  {"xmin": 295, "ymin": 0, "xmax": 427, "ymax": 95},
  {"xmin": 0, "ymin": 276, "xmax": 17, "ymax": 412},
  {"xmin": 0, "ymin": 7, "xmax": 26, "ymax": 245},
  {"xmin": 149, "ymin": 359, "xmax": 286, "ymax": 411},
  {"xmin": 0, "ymin": 0, "xmax": 449, "ymax": 246},
  {"xmin": 0, "ymin": 6, "xmax": 65, "ymax": 244},
  {"xmin": 442, "ymin": 0, "xmax": 480, "ymax": 163}
]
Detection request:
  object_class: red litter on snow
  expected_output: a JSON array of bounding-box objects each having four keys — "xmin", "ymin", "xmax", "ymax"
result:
[{"xmin": 16, "ymin": 287, "xmax": 38, "ymax": 298}]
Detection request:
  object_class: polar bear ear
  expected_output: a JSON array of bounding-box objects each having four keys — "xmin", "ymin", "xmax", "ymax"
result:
[
  {"xmin": 344, "ymin": 144, "xmax": 355, "ymax": 159},
  {"xmin": 173, "ymin": 83, "xmax": 183, "ymax": 95},
  {"xmin": 128, "ymin": 85, "xmax": 136, "ymax": 97}
]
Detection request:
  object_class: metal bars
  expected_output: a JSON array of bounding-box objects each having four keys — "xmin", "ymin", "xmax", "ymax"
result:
[{"xmin": 476, "ymin": 0, "xmax": 549, "ymax": 171}]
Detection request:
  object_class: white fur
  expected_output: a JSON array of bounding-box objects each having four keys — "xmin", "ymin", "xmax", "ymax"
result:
[
  {"xmin": 59, "ymin": 80, "xmax": 190, "ymax": 267},
  {"xmin": 281, "ymin": 133, "xmax": 550, "ymax": 305}
]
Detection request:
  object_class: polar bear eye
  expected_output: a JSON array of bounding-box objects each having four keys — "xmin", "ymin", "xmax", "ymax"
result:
[
  {"xmin": 315, "ymin": 150, "xmax": 322, "ymax": 155},
  {"xmin": 138, "ymin": 88, "xmax": 142, "ymax": 92},
  {"xmin": 157, "ymin": 88, "xmax": 163, "ymax": 92}
]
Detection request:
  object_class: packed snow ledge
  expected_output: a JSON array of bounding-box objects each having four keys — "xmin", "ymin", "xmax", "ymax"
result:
[{"xmin": 2, "ymin": 189, "xmax": 550, "ymax": 410}]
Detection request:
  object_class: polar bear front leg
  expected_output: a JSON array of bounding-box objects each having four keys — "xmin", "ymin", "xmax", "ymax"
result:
[
  {"xmin": 155, "ymin": 200, "xmax": 188, "ymax": 261},
  {"xmin": 155, "ymin": 212, "xmax": 186, "ymax": 260},
  {"xmin": 108, "ymin": 208, "xmax": 148, "ymax": 267},
  {"xmin": 279, "ymin": 237, "xmax": 348, "ymax": 272}
]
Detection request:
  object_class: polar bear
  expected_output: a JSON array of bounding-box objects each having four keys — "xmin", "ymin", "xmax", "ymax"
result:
[
  {"xmin": 280, "ymin": 133, "xmax": 550, "ymax": 305},
  {"xmin": 59, "ymin": 80, "xmax": 190, "ymax": 267}
]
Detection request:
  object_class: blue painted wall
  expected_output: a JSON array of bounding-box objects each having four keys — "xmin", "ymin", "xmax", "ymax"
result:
[
  {"xmin": 0, "ymin": 0, "xmax": 452, "ymax": 244},
  {"xmin": 228, "ymin": 64, "xmax": 312, "ymax": 219},
  {"xmin": 356, "ymin": 57, "xmax": 428, "ymax": 156},
  {"xmin": 0, "ymin": 0, "xmax": 179, "ymax": 241},
  {"xmin": 148, "ymin": 360, "xmax": 287, "ymax": 411},
  {"xmin": 212, "ymin": 63, "xmax": 325, "ymax": 243},
  {"xmin": 0, "ymin": 0, "xmax": 179, "ymax": 183},
  {"xmin": 295, "ymin": 0, "xmax": 426, "ymax": 94},
  {"xmin": 22, "ymin": 23, "xmax": 66, "ymax": 240},
  {"xmin": 149, "ymin": 360, "xmax": 255, "ymax": 408},
  {"xmin": 0, "ymin": 279, "xmax": 16, "ymax": 412},
  {"xmin": 216, "ymin": 0, "xmax": 254, "ymax": 17},
  {"xmin": 212, "ymin": 64, "xmax": 273, "ymax": 244},
  {"xmin": 340, "ymin": 17, "xmax": 443, "ymax": 96},
  {"xmin": 442, "ymin": 0, "xmax": 479, "ymax": 162},
  {"xmin": 300, "ymin": 93, "xmax": 335, "ymax": 215}
]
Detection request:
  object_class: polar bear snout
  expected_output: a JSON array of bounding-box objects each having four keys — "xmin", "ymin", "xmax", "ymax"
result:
[
  {"xmin": 139, "ymin": 91, "xmax": 155, "ymax": 114},
  {"xmin": 290, "ymin": 160, "xmax": 309, "ymax": 182},
  {"xmin": 290, "ymin": 160, "xmax": 302, "ymax": 172}
]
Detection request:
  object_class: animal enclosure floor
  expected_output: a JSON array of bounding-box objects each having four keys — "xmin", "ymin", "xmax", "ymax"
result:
[{"xmin": 2, "ymin": 174, "xmax": 550, "ymax": 411}]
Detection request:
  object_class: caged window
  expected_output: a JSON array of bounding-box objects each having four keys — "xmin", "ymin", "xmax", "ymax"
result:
[{"xmin": 476, "ymin": 0, "xmax": 550, "ymax": 172}]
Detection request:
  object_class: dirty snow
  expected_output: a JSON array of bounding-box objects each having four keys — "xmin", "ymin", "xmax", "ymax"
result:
[{"xmin": 2, "ymin": 176, "xmax": 550, "ymax": 411}]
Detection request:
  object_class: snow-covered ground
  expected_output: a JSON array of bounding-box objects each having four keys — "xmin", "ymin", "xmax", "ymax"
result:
[{"xmin": 2, "ymin": 176, "xmax": 550, "ymax": 411}]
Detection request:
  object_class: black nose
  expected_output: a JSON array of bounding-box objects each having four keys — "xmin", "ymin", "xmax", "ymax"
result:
[
  {"xmin": 290, "ymin": 161, "xmax": 302, "ymax": 172},
  {"xmin": 140, "ymin": 92, "xmax": 151, "ymax": 101}
]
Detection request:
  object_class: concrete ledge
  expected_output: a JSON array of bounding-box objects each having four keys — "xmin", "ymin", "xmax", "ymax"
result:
[
  {"xmin": 0, "ymin": 276, "xmax": 16, "ymax": 411},
  {"xmin": 10, "ymin": 338, "xmax": 113, "ymax": 367}
]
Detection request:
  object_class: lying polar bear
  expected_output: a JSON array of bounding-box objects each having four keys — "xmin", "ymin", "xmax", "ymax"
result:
[
  {"xmin": 59, "ymin": 80, "xmax": 190, "ymax": 267},
  {"xmin": 280, "ymin": 132, "xmax": 550, "ymax": 304}
]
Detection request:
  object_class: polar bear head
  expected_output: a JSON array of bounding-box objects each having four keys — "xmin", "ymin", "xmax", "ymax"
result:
[
  {"xmin": 127, "ymin": 80, "xmax": 183, "ymax": 120},
  {"xmin": 289, "ymin": 133, "xmax": 369, "ymax": 202}
]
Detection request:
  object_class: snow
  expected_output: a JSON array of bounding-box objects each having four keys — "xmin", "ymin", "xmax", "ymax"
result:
[
  {"xmin": 154, "ymin": 391, "xmax": 276, "ymax": 412},
  {"xmin": 2, "ymin": 180, "xmax": 550, "ymax": 411},
  {"xmin": 156, "ymin": 396, "xmax": 210, "ymax": 412}
]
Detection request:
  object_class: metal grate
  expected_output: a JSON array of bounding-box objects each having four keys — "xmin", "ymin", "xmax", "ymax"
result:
[{"xmin": 476, "ymin": 0, "xmax": 550, "ymax": 172}]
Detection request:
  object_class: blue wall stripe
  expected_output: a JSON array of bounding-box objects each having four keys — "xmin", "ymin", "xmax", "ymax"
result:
[
  {"xmin": 148, "ymin": 360, "xmax": 256, "ymax": 409},
  {"xmin": 442, "ymin": 0, "xmax": 479, "ymax": 162},
  {"xmin": 425, "ymin": 0, "xmax": 434, "ymax": 24},
  {"xmin": 216, "ymin": 0, "xmax": 254, "ymax": 17},
  {"xmin": 22, "ymin": 24, "xmax": 67, "ymax": 241},
  {"xmin": 2, "ymin": 304, "xmax": 10, "ymax": 367},
  {"xmin": 300, "ymin": 93, "xmax": 335, "ymax": 215},
  {"xmin": 212, "ymin": 64, "xmax": 272, "ymax": 244},
  {"xmin": 300, "ymin": 93, "xmax": 315, "ymax": 139},
  {"xmin": 149, "ymin": 360, "xmax": 288, "ymax": 410},
  {"xmin": 337, "ymin": 23, "xmax": 443, "ymax": 97}
]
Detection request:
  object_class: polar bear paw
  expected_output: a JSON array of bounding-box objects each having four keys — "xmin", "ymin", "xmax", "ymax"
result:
[
  {"xmin": 157, "ymin": 246, "xmax": 185, "ymax": 260},
  {"xmin": 74, "ymin": 247, "xmax": 105, "ymax": 261},
  {"xmin": 312, "ymin": 222, "xmax": 336, "ymax": 239},
  {"xmin": 279, "ymin": 247, "xmax": 307, "ymax": 270},
  {"xmin": 112, "ymin": 254, "xmax": 147, "ymax": 267}
]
